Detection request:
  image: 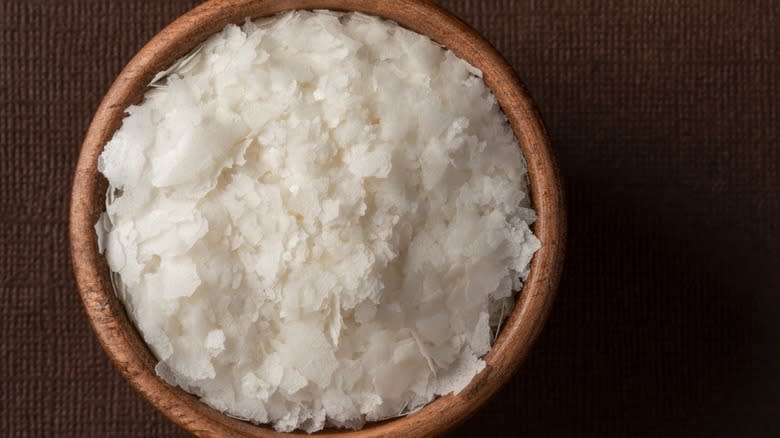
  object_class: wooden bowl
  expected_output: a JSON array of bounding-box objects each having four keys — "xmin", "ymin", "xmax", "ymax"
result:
[{"xmin": 69, "ymin": 0, "xmax": 566, "ymax": 436}]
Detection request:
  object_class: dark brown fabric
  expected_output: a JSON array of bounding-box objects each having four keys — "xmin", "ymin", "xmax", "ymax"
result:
[{"xmin": 1, "ymin": 0, "xmax": 778, "ymax": 436}]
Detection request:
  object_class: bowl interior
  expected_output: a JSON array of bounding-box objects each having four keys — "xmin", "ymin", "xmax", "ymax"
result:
[{"xmin": 69, "ymin": 0, "xmax": 565, "ymax": 436}]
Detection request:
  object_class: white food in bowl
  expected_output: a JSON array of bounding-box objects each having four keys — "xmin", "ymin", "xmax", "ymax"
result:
[{"xmin": 96, "ymin": 10, "xmax": 540, "ymax": 433}]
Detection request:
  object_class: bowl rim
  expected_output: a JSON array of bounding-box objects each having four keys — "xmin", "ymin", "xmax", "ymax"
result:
[{"xmin": 69, "ymin": 0, "xmax": 566, "ymax": 436}]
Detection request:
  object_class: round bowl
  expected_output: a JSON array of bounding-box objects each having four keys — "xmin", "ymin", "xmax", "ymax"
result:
[{"xmin": 69, "ymin": 0, "xmax": 566, "ymax": 436}]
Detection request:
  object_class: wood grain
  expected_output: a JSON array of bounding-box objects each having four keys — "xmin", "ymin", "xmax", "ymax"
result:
[{"xmin": 69, "ymin": 0, "xmax": 566, "ymax": 436}]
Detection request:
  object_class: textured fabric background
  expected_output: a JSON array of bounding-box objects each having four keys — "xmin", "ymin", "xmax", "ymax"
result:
[{"xmin": 1, "ymin": 0, "xmax": 778, "ymax": 436}]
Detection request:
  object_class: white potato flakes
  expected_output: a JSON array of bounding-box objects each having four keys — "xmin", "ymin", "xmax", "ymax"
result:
[{"xmin": 97, "ymin": 10, "xmax": 540, "ymax": 433}]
